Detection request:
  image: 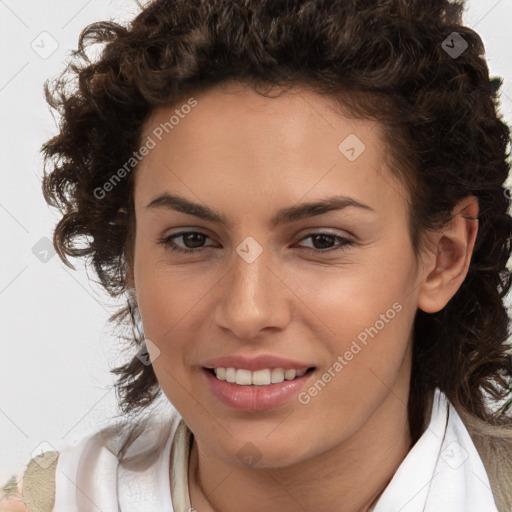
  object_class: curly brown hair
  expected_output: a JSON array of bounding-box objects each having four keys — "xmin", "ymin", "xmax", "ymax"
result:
[{"xmin": 41, "ymin": 0, "xmax": 512, "ymax": 476}]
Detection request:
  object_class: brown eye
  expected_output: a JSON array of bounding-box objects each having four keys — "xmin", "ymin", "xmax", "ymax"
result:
[
  {"xmin": 158, "ymin": 231, "xmax": 214, "ymax": 254},
  {"xmin": 297, "ymin": 233, "xmax": 353, "ymax": 254}
]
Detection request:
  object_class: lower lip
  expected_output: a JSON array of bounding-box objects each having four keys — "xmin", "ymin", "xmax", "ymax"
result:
[{"xmin": 202, "ymin": 368, "xmax": 314, "ymax": 411}]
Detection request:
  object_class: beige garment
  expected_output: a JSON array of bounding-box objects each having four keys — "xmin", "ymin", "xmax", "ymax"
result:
[
  {"xmin": 0, "ymin": 422, "xmax": 189, "ymax": 512},
  {"xmin": 0, "ymin": 451, "xmax": 58, "ymax": 512},
  {"xmin": 169, "ymin": 418, "xmax": 193, "ymax": 512}
]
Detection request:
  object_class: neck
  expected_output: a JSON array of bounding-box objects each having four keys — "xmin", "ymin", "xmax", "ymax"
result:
[{"xmin": 188, "ymin": 386, "xmax": 413, "ymax": 512}]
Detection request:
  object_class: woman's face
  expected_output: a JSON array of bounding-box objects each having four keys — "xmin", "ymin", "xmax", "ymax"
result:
[{"xmin": 131, "ymin": 82, "xmax": 430, "ymax": 467}]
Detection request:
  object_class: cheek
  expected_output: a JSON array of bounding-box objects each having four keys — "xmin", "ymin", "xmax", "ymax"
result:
[
  {"xmin": 134, "ymin": 250, "xmax": 208, "ymax": 339},
  {"xmin": 134, "ymin": 268, "xmax": 173, "ymax": 338},
  {"xmin": 282, "ymin": 252, "xmax": 416, "ymax": 384},
  {"xmin": 285, "ymin": 256, "xmax": 410, "ymax": 332},
  {"xmin": 133, "ymin": 256, "xmax": 221, "ymax": 389},
  {"xmin": 291, "ymin": 269, "xmax": 415, "ymax": 431},
  {"xmin": 133, "ymin": 262, "xmax": 202, "ymax": 405}
]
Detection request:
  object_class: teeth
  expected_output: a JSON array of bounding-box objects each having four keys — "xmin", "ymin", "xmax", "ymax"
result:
[
  {"xmin": 252, "ymin": 369, "xmax": 271, "ymax": 385},
  {"xmin": 284, "ymin": 369, "xmax": 296, "ymax": 380},
  {"xmin": 235, "ymin": 369, "xmax": 252, "ymax": 385},
  {"xmin": 213, "ymin": 367, "xmax": 309, "ymax": 385},
  {"xmin": 271, "ymin": 368, "xmax": 284, "ymax": 384},
  {"xmin": 225, "ymin": 367, "xmax": 236, "ymax": 383}
]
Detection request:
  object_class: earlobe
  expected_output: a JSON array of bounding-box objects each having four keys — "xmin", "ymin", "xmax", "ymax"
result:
[{"xmin": 417, "ymin": 196, "xmax": 479, "ymax": 314}]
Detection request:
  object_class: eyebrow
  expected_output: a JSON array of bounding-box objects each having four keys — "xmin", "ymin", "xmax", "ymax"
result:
[{"xmin": 146, "ymin": 192, "xmax": 375, "ymax": 228}]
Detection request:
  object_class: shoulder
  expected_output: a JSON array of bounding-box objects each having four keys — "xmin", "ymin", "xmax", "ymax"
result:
[
  {"xmin": 0, "ymin": 406, "xmax": 183, "ymax": 512},
  {"xmin": 456, "ymin": 403, "xmax": 512, "ymax": 512},
  {"xmin": 0, "ymin": 450, "xmax": 59, "ymax": 512}
]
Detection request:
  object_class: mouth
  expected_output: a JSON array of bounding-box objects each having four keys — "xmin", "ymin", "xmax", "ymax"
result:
[
  {"xmin": 205, "ymin": 366, "xmax": 316, "ymax": 386},
  {"xmin": 202, "ymin": 365, "xmax": 317, "ymax": 411}
]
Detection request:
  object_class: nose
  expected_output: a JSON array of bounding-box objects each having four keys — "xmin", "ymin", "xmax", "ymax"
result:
[{"xmin": 212, "ymin": 243, "xmax": 291, "ymax": 341}]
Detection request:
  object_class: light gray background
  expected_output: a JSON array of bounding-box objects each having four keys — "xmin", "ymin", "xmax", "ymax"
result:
[{"xmin": 1, "ymin": 0, "xmax": 511, "ymax": 484}]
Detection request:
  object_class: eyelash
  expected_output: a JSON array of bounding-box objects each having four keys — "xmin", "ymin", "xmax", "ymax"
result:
[{"xmin": 157, "ymin": 231, "xmax": 354, "ymax": 255}]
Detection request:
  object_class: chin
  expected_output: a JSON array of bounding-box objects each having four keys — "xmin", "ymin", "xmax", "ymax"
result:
[{"xmin": 208, "ymin": 427, "xmax": 317, "ymax": 469}]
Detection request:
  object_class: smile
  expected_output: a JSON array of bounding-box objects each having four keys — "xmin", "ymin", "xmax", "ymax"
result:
[
  {"xmin": 203, "ymin": 366, "xmax": 316, "ymax": 411},
  {"xmin": 211, "ymin": 367, "xmax": 310, "ymax": 385}
]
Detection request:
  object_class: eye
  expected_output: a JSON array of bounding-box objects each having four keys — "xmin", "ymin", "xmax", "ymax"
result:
[
  {"xmin": 295, "ymin": 232, "xmax": 354, "ymax": 254},
  {"xmin": 157, "ymin": 231, "xmax": 216, "ymax": 254},
  {"xmin": 158, "ymin": 230, "xmax": 353, "ymax": 255}
]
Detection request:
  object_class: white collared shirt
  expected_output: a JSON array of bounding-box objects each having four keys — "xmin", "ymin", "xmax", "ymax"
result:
[
  {"xmin": 372, "ymin": 389, "xmax": 498, "ymax": 511},
  {"xmin": 12, "ymin": 388, "xmax": 499, "ymax": 512}
]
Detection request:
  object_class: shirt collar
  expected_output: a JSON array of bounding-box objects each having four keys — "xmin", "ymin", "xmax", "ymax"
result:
[{"xmin": 372, "ymin": 388, "xmax": 498, "ymax": 512}]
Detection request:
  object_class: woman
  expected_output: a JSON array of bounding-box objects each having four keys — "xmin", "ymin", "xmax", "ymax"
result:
[{"xmin": 2, "ymin": 0, "xmax": 512, "ymax": 511}]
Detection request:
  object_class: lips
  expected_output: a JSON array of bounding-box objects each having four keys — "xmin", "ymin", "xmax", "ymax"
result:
[
  {"xmin": 200, "ymin": 353, "xmax": 317, "ymax": 411},
  {"xmin": 203, "ymin": 367, "xmax": 314, "ymax": 411}
]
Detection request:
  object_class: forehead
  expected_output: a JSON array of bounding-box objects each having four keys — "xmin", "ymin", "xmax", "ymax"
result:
[{"xmin": 133, "ymin": 83, "xmax": 408, "ymax": 221}]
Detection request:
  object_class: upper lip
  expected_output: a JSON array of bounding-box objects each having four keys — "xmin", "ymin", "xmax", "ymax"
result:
[{"xmin": 202, "ymin": 354, "xmax": 315, "ymax": 372}]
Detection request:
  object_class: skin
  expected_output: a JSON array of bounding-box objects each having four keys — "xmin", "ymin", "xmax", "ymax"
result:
[{"xmin": 127, "ymin": 81, "xmax": 478, "ymax": 512}]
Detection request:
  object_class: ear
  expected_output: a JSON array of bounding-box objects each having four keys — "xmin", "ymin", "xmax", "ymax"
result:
[{"xmin": 417, "ymin": 196, "xmax": 479, "ymax": 314}]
